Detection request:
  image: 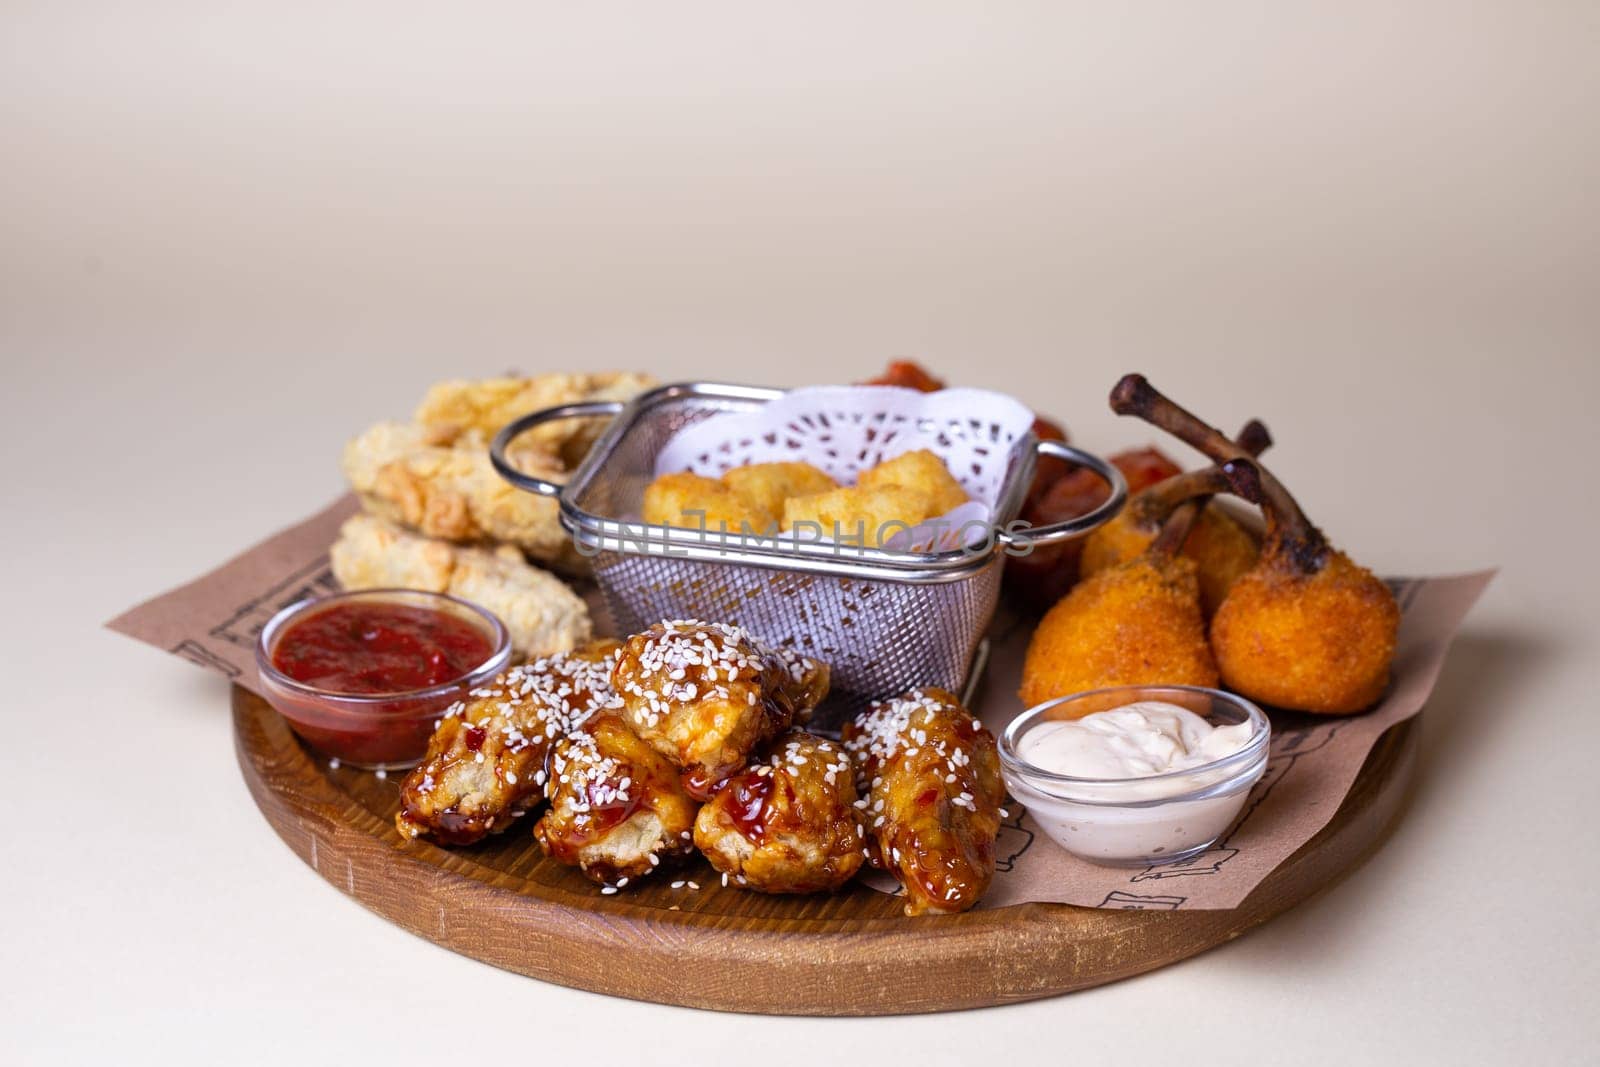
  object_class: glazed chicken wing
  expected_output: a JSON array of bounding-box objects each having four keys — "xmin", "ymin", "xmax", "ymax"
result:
[
  {"xmin": 394, "ymin": 641, "xmax": 621, "ymax": 845},
  {"xmin": 842, "ymin": 688, "xmax": 1004, "ymax": 916},
  {"xmin": 693, "ymin": 730, "xmax": 865, "ymax": 894},
  {"xmin": 613, "ymin": 620, "xmax": 830, "ymax": 797},
  {"xmin": 534, "ymin": 712, "xmax": 699, "ymax": 887}
]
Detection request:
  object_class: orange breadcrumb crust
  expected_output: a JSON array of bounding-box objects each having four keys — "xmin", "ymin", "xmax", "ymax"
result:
[
  {"xmin": 1080, "ymin": 505, "xmax": 1260, "ymax": 618},
  {"xmin": 1019, "ymin": 556, "xmax": 1220, "ymax": 708},
  {"xmin": 1210, "ymin": 550, "xmax": 1400, "ymax": 714}
]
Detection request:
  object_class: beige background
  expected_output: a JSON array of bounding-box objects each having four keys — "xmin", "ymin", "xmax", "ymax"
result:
[{"xmin": 4, "ymin": 3, "xmax": 1597, "ymax": 1063}]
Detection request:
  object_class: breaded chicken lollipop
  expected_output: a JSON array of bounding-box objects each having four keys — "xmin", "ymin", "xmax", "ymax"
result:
[
  {"xmin": 1110, "ymin": 375, "xmax": 1400, "ymax": 714},
  {"xmin": 1079, "ymin": 421, "xmax": 1269, "ymax": 618},
  {"xmin": 1020, "ymin": 496, "xmax": 1222, "ymax": 709}
]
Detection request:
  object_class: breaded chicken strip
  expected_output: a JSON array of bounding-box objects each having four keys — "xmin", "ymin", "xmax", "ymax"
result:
[
  {"xmin": 329, "ymin": 514, "xmax": 591, "ymax": 658},
  {"xmin": 395, "ymin": 642, "xmax": 621, "ymax": 845},
  {"xmin": 534, "ymin": 713, "xmax": 699, "ymax": 887},
  {"xmin": 414, "ymin": 371, "xmax": 655, "ymax": 467},
  {"xmin": 694, "ymin": 730, "xmax": 865, "ymax": 894},
  {"xmin": 842, "ymin": 687, "xmax": 1004, "ymax": 916},
  {"xmin": 613, "ymin": 620, "xmax": 830, "ymax": 797},
  {"xmin": 341, "ymin": 422, "xmax": 584, "ymax": 572}
]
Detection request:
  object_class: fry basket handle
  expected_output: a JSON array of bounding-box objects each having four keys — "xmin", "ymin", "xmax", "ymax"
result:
[
  {"xmin": 490, "ymin": 400, "xmax": 627, "ymax": 498},
  {"xmin": 997, "ymin": 439, "xmax": 1128, "ymax": 548}
]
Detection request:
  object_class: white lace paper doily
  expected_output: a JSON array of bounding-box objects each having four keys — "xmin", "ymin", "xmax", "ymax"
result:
[{"xmin": 652, "ymin": 385, "xmax": 1036, "ymax": 550}]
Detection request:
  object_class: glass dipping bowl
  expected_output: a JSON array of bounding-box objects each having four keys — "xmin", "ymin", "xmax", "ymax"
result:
[
  {"xmin": 999, "ymin": 685, "xmax": 1270, "ymax": 867},
  {"xmin": 255, "ymin": 589, "xmax": 512, "ymax": 771}
]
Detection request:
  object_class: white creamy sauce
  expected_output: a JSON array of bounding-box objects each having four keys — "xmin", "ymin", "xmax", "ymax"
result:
[
  {"xmin": 1005, "ymin": 700, "xmax": 1265, "ymax": 866},
  {"xmin": 1018, "ymin": 701, "xmax": 1254, "ymax": 781}
]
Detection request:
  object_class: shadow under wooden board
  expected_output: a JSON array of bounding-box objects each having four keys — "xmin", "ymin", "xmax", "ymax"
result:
[{"xmin": 234, "ymin": 685, "xmax": 1417, "ymax": 1015}]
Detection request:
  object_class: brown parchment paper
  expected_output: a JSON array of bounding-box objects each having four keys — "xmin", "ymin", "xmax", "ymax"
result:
[
  {"xmin": 107, "ymin": 494, "xmax": 1494, "ymax": 911},
  {"xmin": 962, "ymin": 569, "xmax": 1494, "ymax": 909}
]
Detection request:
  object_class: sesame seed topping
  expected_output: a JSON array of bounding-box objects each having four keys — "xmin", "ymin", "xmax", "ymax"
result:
[{"xmin": 615, "ymin": 620, "xmax": 821, "ymax": 735}]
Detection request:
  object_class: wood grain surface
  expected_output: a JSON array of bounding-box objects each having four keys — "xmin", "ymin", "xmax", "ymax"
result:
[{"xmin": 233, "ymin": 685, "xmax": 1417, "ymax": 1015}]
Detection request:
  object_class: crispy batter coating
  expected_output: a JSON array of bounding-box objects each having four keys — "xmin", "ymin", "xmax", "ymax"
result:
[
  {"xmin": 394, "ymin": 642, "xmax": 622, "ymax": 845},
  {"xmin": 342, "ymin": 421, "xmax": 584, "ymax": 572},
  {"xmin": 414, "ymin": 371, "xmax": 656, "ymax": 467},
  {"xmin": 781, "ymin": 484, "xmax": 942, "ymax": 545},
  {"xmin": 329, "ymin": 514, "xmax": 591, "ymax": 658},
  {"xmin": 1211, "ymin": 550, "xmax": 1400, "ymax": 714},
  {"xmin": 693, "ymin": 730, "xmax": 865, "ymax": 894},
  {"xmin": 719, "ymin": 462, "xmax": 838, "ymax": 519},
  {"xmin": 855, "ymin": 449, "xmax": 969, "ymax": 515},
  {"xmin": 613, "ymin": 620, "xmax": 829, "ymax": 796},
  {"xmin": 643, "ymin": 450, "xmax": 967, "ymax": 548},
  {"xmin": 842, "ymin": 688, "xmax": 1003, "ymax": 916},
  {"xmin": 1080, "ymin": 505, "xmax": 1260, "ymax": 618},
  {"xmin": 1019, "ymin": 555, "xmax": 1220, "ymax": 707},
  {"xmin": 779, "ymin": 450, "xmax": 970, "ymax": 545},
  {"xmin": 534, "ymin": 712, "xmax": 699, "ymax": 886},
  {"xmin": 641, "ymin": 471, "xmax": 778, "ymax": 533}
]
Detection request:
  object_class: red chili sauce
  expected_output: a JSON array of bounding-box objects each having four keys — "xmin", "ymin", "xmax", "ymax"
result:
[{"xmin": 272, "ymin": 601, "xmax": 493, "ymax": 693}]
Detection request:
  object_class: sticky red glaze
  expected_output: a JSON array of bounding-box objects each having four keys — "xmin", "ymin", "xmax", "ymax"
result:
[
  {"xmin": 271, "ymin": 602, "xmax": 493, "ymax": 694},
  {"xmin": 681, "ymin": 769, "xmax": 719, "ymax": 802},
  {"xmin": 582, "ymin": 782, "xmax": 642, "ymax": 836},
  {"xmin": 430, "ymin": 810, "xmax": 491, "ymax": 846},
  {"xmin": 723, "ymin": 773, "xmax": 775, "ymax": 843}
]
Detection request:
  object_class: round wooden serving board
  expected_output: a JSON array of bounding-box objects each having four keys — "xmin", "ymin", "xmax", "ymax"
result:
[{"xmin": 234, "ymin": 685, "xmax": 1417, "ymax": 1015}]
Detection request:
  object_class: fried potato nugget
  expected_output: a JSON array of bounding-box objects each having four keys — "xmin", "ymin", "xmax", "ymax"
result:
[
  {"xmin": 613, "ymin": 620, "xmax": 829, "ymax": 796},
  {"xmin": 693, "ymin": 730, "xmax": 865, "ymax": 894},
  {"xmin": 642, "ymin": 452, "xmax": 966, "ymax": 548},
  {"xmin": 1019, "ymin": 555, "xmax": 1220, "ymax": 707},
  {"xmin": 414, "ymin": 371, "xmax": 655, "ymax": 466},
  {"xmin": 329, "ymin": 514, "xmax": 591, "ymax": 658},
  {"xmin": 394, "ymin": 642, "xmax": 621, "ymax": 845},
  {"xmin": 641, "ymin": 472, "xmax": 778, "ymax": 533},
  {"xmin": 780, "ymin": 450, "xmax": 970, "ymax": 546},
  {"xmin": 342, "ymin": 421, "xmax": 582, "ymax": 572},
  {"xmin": 856, "ymin": 449, "xmax": 969, "ymax": 515},
  {"xmin": 534, "ymin": 713, "xmax": 699, "ymax": 886},
  {"xmin": 842, "ymin": 688, "xmax": 1003, "ymax": 916},
  {"xmin": 719, "ymin": 462, "xmax": 837, "ymax": 519},
  {"xmin": 781, "ymin": 484, "xmax": 940, "ymax": 546}
]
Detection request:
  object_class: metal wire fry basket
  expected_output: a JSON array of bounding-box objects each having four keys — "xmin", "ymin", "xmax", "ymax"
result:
[{"xmin": 491, "ymin": 382, "xmax": 1125, "ymax": 729}]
